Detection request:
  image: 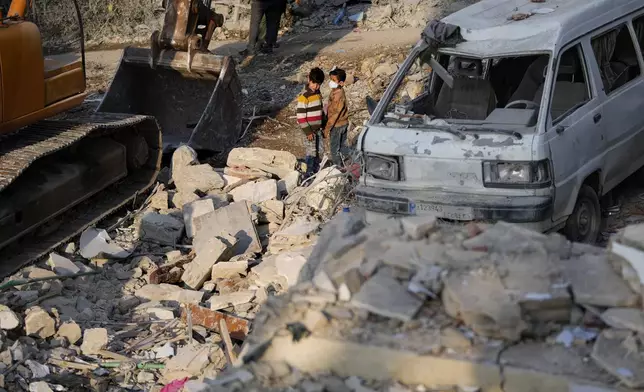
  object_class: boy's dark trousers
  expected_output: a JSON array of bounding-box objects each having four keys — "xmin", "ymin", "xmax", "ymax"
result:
[
  {"xmin": 329, "ymin": 124, "xmax": 350, "ymax": 166},
  {"xmin": 247, "ymin": 0, "xmax": 284, "ymax": 52}
]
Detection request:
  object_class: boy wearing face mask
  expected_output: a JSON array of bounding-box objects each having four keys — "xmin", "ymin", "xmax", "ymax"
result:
[
  {"xmin": 297, "ymin": 67, "xmax": 325, "ymax": 175},
  {"xmin": 324, "ymin": 68, "xmax": 350, "ymax": 167}
]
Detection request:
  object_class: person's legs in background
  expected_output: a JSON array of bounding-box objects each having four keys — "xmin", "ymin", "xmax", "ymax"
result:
[
  {"xmin": 263, "ymin": 2, "xmax": 284, "ymax": 52},
  {"xmin": 243, "ymin": 0, "xmax": 267, "ymax": 55}
]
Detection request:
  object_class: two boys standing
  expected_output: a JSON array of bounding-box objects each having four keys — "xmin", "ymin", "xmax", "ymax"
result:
[{"xmin": 297, "ymin": 67, "xmax": 351, "ymax": 175}]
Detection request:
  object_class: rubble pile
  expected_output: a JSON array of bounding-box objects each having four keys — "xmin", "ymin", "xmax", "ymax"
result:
[
  {"xmin": 190, "ymin": 216, "xmax": 644, "ymax": 392},
  {"xmin": 0, "ymin": 146, "xmax": 351, "ymax": 392},
  {"xmin": 215, "ymin": 0, "xmax": 474, "ymax": 39}
]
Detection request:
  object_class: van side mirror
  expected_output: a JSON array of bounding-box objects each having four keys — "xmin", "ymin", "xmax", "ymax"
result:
[{"xmin": 366, "ymin": 96, "xmax": 378, "ymax": 115}]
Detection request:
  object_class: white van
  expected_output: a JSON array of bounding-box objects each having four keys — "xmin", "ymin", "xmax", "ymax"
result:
[{"xmin": 356, "ymin": 0, "xmax": 644, "ymax": 243}]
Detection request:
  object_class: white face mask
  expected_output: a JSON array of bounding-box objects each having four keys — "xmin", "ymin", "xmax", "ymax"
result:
[{"xmin": 329, "ymin": 81, "xmax": 339, "ymax": 89}]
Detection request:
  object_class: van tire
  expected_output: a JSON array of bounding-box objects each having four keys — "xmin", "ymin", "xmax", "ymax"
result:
[{"xmin": 563, "ymin": 185, "xmax": 601, "ymax": 244}]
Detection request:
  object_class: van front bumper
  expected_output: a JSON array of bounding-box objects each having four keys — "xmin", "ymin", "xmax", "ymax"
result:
[{"xmin": 355, "ymin": 185, "xmax": 553, "ymax": 224}]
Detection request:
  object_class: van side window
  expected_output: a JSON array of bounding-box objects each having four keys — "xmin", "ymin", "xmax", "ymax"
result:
[
  {"xmin": 634, "ymin": 15, "xmax": 644, "ymax": 54},
  {"xmin": 549, "ymin": 45, "xmax": 590, "ymax": 123},
  {"xmin": 590, "ymin": 24, "xmax": 641, "ymax": 93}
]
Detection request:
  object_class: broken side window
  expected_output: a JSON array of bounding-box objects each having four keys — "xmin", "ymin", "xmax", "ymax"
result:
[
  {"xmin": 634, "ymin": 15, "xmax": 644, "ymax": 53},
  {"xmin": 590, "ymin": 23, "xmax": 641, "ymax": 93},
  {"xmin": 549, "ymin": 44, "xmax": 591, "ymax": 123}
]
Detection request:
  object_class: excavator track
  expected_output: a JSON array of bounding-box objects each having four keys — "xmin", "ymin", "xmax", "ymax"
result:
[{"xmin": 0, "ymin": 113, "xmax": 161, "ymax": 277}]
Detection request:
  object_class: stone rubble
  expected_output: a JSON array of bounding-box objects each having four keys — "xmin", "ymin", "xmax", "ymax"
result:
[
  {"xmin": 184, "ymin": 216, "xmax": 644, "ymax": 392},
  {"xmin": 0, "ymin": 146, "xmax": 350, "ymax": 392},
  {"xmin": 9, "ymin": 144, "xmax": 644, "ymax": 391}
]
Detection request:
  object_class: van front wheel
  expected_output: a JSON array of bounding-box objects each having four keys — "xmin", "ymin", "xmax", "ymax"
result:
[{"xmin": 563, "ymin": 185, "xmax": 601, "ymax": 244}]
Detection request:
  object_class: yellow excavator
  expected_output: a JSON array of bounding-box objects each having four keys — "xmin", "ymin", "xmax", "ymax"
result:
[{"xmin": 0, "ymin": 0, "xmax": 242, "ymax": 275}]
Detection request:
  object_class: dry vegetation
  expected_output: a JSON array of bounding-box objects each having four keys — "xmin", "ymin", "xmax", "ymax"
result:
[{"xmin": 29, "ymin": 0, "xmax": 160, "ymax": 50}]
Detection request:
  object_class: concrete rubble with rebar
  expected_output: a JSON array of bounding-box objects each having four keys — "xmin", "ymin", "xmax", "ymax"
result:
[{"xmin": 2, "ymin": 146, "xmax": 644, "ymax": 391}]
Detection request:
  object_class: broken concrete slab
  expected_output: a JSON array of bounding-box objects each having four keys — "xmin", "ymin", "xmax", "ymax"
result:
[
  {"xmin": 601, "ymin": 308, "xmax": 644, "ymax": 334},
  {"xmin": 592, "ymin": 329, "xmax": 644, "ymax": 388},
  {"xmin": 24, "ymin": 307, "xmax": 55, "ymax": 339},
  {"xmin": 170, "ymin": 190, "xmax": 200, "ymax": 209},
  {"xmin": 183, "ymin": 198, "xmax": 216, "ymax": 238},
  {"xmin": 174, "ymin": 164, "xmax": 225, "ymax": 194},
  {"xmin": 211, "ymin": 260, "xmax": 248, "ymax": 280},
  {"xmin": 47, "ymin": 253, "xmax": 80, "ymax": 276},
  {"xmin": 182, "ymin": 236, "xmax": 236, "ymax": 290},
  {"xmin": 208, "ymin": 291, "xmax": 256, "ymax": 310},
  {"xmin": 269, "ymin": 217, "xmax": 320, "ymax": 254},
  {"xmin": 193, "ymin": 202, "xmax": 261, "ymax": 257},
  {"xmin": 81, "ymin": 328, "xmax": 108, "ymax": 355},
  {"xmin": 138, "ymin": 212, "xmax": 185, "ymax": 245},
  {"xmin": 278, "ymin": 170, "xmax": 300, "ymax": 196},
  {"xmin": 400, "ymin": 215, "xmax": 437, "ymax": 240},
  {"xmin": 230, "ymin": 179, "xmax": 278, "ymax": 204},
  {"xmin": 259, "ymin": 336, "xmax": 502, "ymax": 391},
  {"xmin": 135, "ymin": 284, "xmax": 204, "ymax": 304},
  {"xmin": 562, "ymin": 254, "xmax": 639, "ymax": 308},
  {"xmin": 253, "ymin": 248, "xmax": 313, "ymax": 289},
  {"xmin": 227, "ymin": 147, "xmax": 298, "ymax": 179},
  {"xmin": 258, "ymin": 200, "xmax": 285, "ymax": 223},
  {"xmin": 350, "ymin": 269, "xmax": 423, "ymax": 322},
  {"xmin": 443, "ymin": 267, "xmax": 526, "ymax": 341},
  {"xmin": 164, "ymin": 344, "xmax": 211, "ymax": 376},
  {"xmin": 608, "ymin": 240, "xmax": 644, "ymax": 296},
  {"xmin": 224, "ymin": 166, "xmax": 272, "ymax": 181},
  {"xmin": 79, "ymin": 228, "xmax": 131, "ymax": 259}
]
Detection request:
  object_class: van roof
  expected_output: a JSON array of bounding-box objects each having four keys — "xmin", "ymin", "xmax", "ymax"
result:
[{"xmin": 441, "ymin": 0, "xmax": 644, "ymax": 57}]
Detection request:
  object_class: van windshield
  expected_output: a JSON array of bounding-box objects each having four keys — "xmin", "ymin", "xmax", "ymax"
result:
[{"xmin": 377, "ymin": 49, "xmax": 551, "ymax": 130}]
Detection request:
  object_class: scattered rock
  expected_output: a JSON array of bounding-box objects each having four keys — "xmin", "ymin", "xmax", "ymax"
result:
[
  {"xmin": 171, "ymin": 145, "xmax": 198, "ymax": 177},
  {"xmin": 174, "ymin": 164, "xmax": 226, "ymax": 194},
  {"xmin": 79, "ymin": 227, "xmax": 131, "ymax": 259},
  {"xmin": 230, "ymin": 179, "xmax": 278, "ymax": 204},
  {"xmin": 194, "ymin": 202, "xmax": 262, "ymax": 257},
  {"xmin": 351, "ymin": 269, "xmax": 423, "ymax": 322},
  {"xmin": 24, "ymin": 307, "xmax": 55, "ymax": 339},
  {"xmin": 209, "ymin": 291, "xmax": 256, "ymax": 310},
  {"xmin": 227, "ymin": 147, "xmax": 298, "ymax": 179},
  {"xmin": 56, "ymin": 321, "xmax": 82, "ymax": 345},
  {"xmin": 138, "ymin": 212, "xmax": 185, "ymax": 244},
  {"xmin": 592, "ymin": 329, "xmax": 644, "ymax": 388},
  {"xmin": 81, "ymin": 328, "xmax": 108, "ymax": 354},
  {"xmin": 135, "ymin": 284, "xmax": 204, "ymax": 303},
  {"xmin": 46, "ymin": 253, "xmax": 80, "ymax": 276},
  {"xmin": 211, "ymin": 260, "xmax": 248, "ymax": 280},
  {"xmin": 182, "ymin": 235, "xmax": 237, "ymax": 290},
  {"xmin": 150, "ymin": 188, "xmax": 169, "ymax": 210},
  {"xmin": 601, "ymin": 308, "xmax": 644, "ymax": 334},
  {"xmin": 29, "ymin": 381, "xmax": 53, "ymax": 392},
  {"xmin": 0, "ymin": 306, "xmax": 20, "ymax": 330}
]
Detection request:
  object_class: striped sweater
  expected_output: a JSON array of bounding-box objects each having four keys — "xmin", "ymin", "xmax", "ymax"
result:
[{"xmin": 296, "ymin": 87, "xmax": 324, "ymax": 136}]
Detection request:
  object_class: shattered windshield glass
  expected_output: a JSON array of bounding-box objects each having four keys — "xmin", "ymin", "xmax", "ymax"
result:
[{"xmin": 379, "ymin": 49, "xmax": 551, "ymax": 130}]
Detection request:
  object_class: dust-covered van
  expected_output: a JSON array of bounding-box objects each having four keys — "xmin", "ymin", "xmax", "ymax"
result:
[{"xmin": 356, "ymin": 0, "xmax": 644, "ymax": 243}]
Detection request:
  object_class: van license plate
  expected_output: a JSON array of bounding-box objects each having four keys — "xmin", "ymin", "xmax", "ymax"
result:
[{"xmin": 412, "ymin": 202, "xmax": 474, "ymax": 221}]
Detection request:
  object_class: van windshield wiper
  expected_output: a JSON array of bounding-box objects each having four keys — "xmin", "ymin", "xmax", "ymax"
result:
[{"xmin": 457, "ymin": 127, "xmax": 523, "ymax": 140}]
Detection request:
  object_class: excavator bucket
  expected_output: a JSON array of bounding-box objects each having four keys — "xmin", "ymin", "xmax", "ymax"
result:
[{"xmin": 97, "ymin": 47, "xmax": 243, "ymax": 153}]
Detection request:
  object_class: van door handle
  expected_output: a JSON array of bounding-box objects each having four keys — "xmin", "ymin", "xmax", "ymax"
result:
[{"xmin": 593, "ymin": 113, "xmax": 602, "ymax": 123}]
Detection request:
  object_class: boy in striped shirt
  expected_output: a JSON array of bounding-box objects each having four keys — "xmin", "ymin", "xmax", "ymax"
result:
[{"xmin": 297, "ymin": 67, "xmax": 325, "ymax": 175}]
